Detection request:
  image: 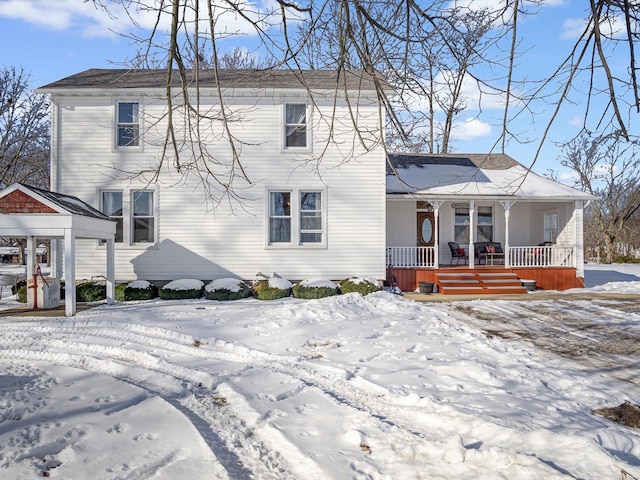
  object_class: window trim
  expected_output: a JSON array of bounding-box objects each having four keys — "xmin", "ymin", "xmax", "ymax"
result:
[
  {"xmin": 99, "ymin": 187, "xmax": 157, "ymax": 248},
  {"xmin": 266, "ymin": 187, "xmax": 326, "ymax": 248},
  {"xmin": 282, "ymin": 102, "xmax": 312, "ymax": 152},
  {"xmin": 113, "ymin": 99, "xmax": 143, "ymax": 151}
]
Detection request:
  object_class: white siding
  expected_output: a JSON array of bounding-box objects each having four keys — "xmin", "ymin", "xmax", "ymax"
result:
[{"xmin": 52, "ymin": 92, "xmax": 386, "ymax": 282}]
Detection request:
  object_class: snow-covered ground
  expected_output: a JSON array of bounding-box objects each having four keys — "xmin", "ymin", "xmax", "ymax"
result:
[{"xmin": 0, "ymin": 264, "xmax": 639, "ymax": 479}]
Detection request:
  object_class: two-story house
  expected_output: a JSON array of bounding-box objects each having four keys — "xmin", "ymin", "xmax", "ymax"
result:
[
  {"xmin": 37, "ymin": 69, "xmax": 387, "ymax": 284},
  {"xmin": 33, "ymin": 68, "xmax": 595, "ymax": 295}
]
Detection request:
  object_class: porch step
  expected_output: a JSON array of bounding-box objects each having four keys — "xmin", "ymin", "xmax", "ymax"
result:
[{"xmin": 435, "ymin": 271, "xmax": 527, "ymax": 295}]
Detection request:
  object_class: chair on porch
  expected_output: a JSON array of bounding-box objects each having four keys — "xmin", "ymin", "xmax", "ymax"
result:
[{"xmin": 448, "ymin": 242, "xmax": 468, "ymax": 265}]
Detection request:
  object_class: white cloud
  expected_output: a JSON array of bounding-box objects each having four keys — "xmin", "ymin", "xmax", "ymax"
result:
[
  {"xmin": 0, "ymin": 0, "xmax": 285, "ymax": 39},
  {"xmin": 451, "ymin": 117, "xmax": 492, "ymax": 140},
  {"xmin": 568, "ymin": 115, "xmax": 583, "ymax": 127},
  {"xmin": 562, "ymin": 14, "xmax": 628, "ymax": 40}
]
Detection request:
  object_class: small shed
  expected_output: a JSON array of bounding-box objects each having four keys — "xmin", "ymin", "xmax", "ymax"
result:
[{"xmin": 0, "ymin": 183, "xmax": 116, "ymax": 316}]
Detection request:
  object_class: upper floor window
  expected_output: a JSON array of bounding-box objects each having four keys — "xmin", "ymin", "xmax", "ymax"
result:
[
  {"xmin": 117, "ymin": 102, "xmax": 140, "ymax": 147},
  {"xmin": 284, "ymin": 103, "xmax": 307, "ymax": 148}
]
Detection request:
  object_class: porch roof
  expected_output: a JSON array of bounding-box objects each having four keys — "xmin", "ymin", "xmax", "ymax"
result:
[{"xmin": 386, "ymin": 153, "xmax": 596, "ymax": 201}]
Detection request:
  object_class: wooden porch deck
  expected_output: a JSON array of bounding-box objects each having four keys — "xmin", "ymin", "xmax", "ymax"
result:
[{"xmin": 392, "ymin": 266, "xmax": 583, "ymax": 294}]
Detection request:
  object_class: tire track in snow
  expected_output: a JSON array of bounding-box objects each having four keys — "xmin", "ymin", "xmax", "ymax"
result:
[
  {"xmin": 449, "ymin": 299, "xmax": 640, "ymax": 384},
  {"xmin": 0, "ymin": 319, "xmax": 462, "ymax": 474},
  {"xmin": 0, "ymin": 315, "xmax": 596, "ymax": 478}
]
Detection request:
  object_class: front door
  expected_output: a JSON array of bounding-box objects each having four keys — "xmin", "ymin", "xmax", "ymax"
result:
[{"xmin": 417, "ymin": 212, "xmax": 435, "ymax": 246}]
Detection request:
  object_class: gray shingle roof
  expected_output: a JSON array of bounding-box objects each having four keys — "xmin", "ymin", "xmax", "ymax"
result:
[
  {"xmin": 387, "ymin": 153, "xmax": 520, "ymax": 174},
  {"xmin": 20, "ymin": 184, "xmax": 111, "ymax": 220},
  {"xmin": 38, "ymin": 68, "xmax": 382, "ymax": 91}
]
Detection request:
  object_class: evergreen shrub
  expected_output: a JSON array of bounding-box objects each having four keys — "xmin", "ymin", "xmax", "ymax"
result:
[
  {"xmin": 204, "ymin": 278, "xmax": 252, "ymax": 301},
  {"xmin": 292, "ymin": 279, "xmax": 340, "ymax": 299},
  {"xmin": 159, "ymin": 279, "xmax": 204, "ymax": 300},
  {"xmin": 124, "ymin": 280, "xmax": 158, "ymax": 301},
  {"xmin": 340, "ymin": 277, "xmax": 382, "ymax": 296},
  {"xmin": 253, "ymin": 273, "xmax": 292, "ymax": 300},
  {"xmin": 76, "ymin": 282, "xmax": 106, "ymax": 302}
]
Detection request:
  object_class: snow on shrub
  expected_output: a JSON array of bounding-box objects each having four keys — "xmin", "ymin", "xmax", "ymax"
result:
[
  {"xmin": 124, "ymin": 280, "xmax": 158, "ymax": 301},
  {"xmin": 204, "ymin": 278, "xmax": 252, "ymax": 301},
  {"xmin": 253, "ymin": 272, "xmax": 292, "ymax": 300},
  {"xmin": 292, "ymin": 279, "xmax": 340, "ymax": 299},
  {"xmin": 340, "ymin": 277, "xmax": 382, "ymax": 296},
  {"xmin": 159, "ymin": 279, "xmax": 204, "ymax": 300}
]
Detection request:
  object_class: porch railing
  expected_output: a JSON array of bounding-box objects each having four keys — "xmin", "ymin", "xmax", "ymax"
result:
[
  {"xmin": 387, "ymin": 246, "xmax": 435, "ymax": 268},
  {"xmin": 509, "ymin": 246, "xmax": 575, "ymax": 268},
  {"xmin": 387, "ymin": 245, "xmax": 575, "ymax": 268}
]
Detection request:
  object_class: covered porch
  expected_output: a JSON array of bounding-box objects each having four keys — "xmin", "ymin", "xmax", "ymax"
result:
[{"xmin": 385, "ymin": 153, "xmax": 596, "ymax": 293}]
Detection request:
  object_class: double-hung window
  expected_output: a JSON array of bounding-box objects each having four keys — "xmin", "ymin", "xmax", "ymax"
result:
[
  {"xmin": 117, "ymin": 102, "xmax": 140, "ymax": 147},
  {"xmin": 102, "ymin": 191, "xmax": 123, "ymax": 243},
  {"xmin": 454, "ymin": 205, "xmax": 470, "ymax": 244},
  {"xmin": 269, "ymin": 191, "xmax": 292, "ymax": 243},
  {"xmin": 476, "ymin": 206, "xmax": 493, "ymax": 242},
  {"xmin": 544, "ymin": 211, "xmax": 558, "ymax": 243},
  {"xmin": 132, "ymin": 191, "xmax": 154, "ymax": 243},
  {"xmin": 100, "ymin": 189, "xmax": 155, "ymax": 246},
  {"xmin": 268, "ymin": 189, "xmax": 324, "ymax": 246},
  {"xmin": 300, "ymin": 191, "xmax": 322, "ymax": 243},
  {"xmin": 284, "ymin": 103, "xmax": 308, "ymax": 149}
]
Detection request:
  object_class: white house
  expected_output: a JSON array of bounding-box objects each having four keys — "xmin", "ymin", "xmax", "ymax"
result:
[
  {"xmin": 34, "ymin": 68, "xmax": 595, "ymax": 293},
  {"xmin": 37, "ymin": 69, "xmax": 387, "ymax": 284}
]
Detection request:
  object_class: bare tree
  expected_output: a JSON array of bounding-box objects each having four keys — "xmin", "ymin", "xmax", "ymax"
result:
[
  {"xmin": 560, "ymin": 130, "xmax": 640, "ymax": 263},
  {"xmin": 0, "ymin": 66, "xmax": 50, "ymax": 264},
  {"xmin": 87, "ymin": 0, "xmax": 639, "ymax": 190},
  {"xmin": 0, "ymin": 67, "xmax": 50, "ymax": 189}
]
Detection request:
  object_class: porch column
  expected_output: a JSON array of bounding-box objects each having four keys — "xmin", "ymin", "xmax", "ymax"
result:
[
  {"xmin": 26, "ymin": 236, "xmax": 37, "ymax": 279},
  {"xmin": 468, "ymin": 201, "xmax": 475, "ymax": 267},
  {"xmin": 431, "ymin": 201, "xmax": 443, "ymax": 268},
  {"xmin": 500, "ymin": 201, "xmax": 515, "ymax": 268},
  {"xmin": 575, "ymin": 200, "xmax": 585, "ymax": 278},
  {"xmin": 106, "ymin": 237, "xmax": 115, "ymax": 305},
  {"xmin": 64, "ymin": 229, "xmax": 76, "ymax": 316}
]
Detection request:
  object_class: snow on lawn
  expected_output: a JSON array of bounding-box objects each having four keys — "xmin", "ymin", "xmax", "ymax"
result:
[{"xmin": 0, "ymin": 264, "xmax": 639, "ymax": 479}]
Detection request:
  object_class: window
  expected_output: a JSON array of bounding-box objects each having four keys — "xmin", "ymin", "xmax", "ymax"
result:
[
  {"xmin": 269, "ymin": 191, "xmax": 291, "ymax": 243},
  {"xmin": 454, "ymin": 205, "xmax": 470, "ymax": 244},
  {"xmin": 284, "ymin": 103, "xmax": 307, "ymax": 148},
  {"xmin": 132, "ymin": 191, "xmax": 154, "ymax": 243},
  {"xmin": 268, "ymin": 189, "xmax": 324, "ymax": 246},
  {"xmin": 117, "ymin": 102, "xmax": 140, "ymax": 147},
  {"xmin": 544, "ymin": 211, "xmax": 558, "ymax": 243},
  {"xmin": 102, "ymin": 191, "xmax": 123, "ymax": 243},
  {"xmin": 100, "ymin": 189, "xmax": 155, "ymax": 246},
  {"xmin": 477, "ymin": 206, "xmax": 493, "ymax": 242},
  {"xmin": 300, "ymin": 191, "xmax": 322, "ymax": 243}
]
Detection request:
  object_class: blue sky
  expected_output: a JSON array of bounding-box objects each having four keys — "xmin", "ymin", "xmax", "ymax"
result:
[{"xmin": 0, "ymin": 0, "xmax": 632, "ymax": 178}]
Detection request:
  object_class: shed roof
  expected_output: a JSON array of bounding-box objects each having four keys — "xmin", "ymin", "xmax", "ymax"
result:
[
  {"xmin": 14, "ymin": 184, "xmax": 111, "ymax": 220},
  {"xmin": 387, "ymin": 153, "xmax": 596, "ymax": 201},
  {"xmin": 38, "ymin": 68, "xmax": 382, "ymax": 92}
]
